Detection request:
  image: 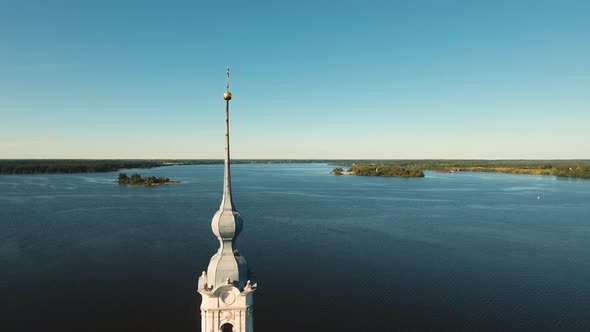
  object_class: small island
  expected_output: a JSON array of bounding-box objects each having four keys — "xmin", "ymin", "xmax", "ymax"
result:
[
  {"xmin": 331, "ymin": 165, "xmax": 425, "ymax": 177},
  {"xmin": 116, "ymin": 172, "xmax": 180, "ymax": 186}
]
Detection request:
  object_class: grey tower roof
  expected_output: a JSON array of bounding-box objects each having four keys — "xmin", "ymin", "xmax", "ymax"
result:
[{"xmin": 206, "ymin": 66, "xmax": 250, "ymax": 290}]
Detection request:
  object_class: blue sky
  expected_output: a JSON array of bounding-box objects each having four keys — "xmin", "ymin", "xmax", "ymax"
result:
[{"xmin": 1, "ymin": 0, "xmax": 588, "ymax": 159}]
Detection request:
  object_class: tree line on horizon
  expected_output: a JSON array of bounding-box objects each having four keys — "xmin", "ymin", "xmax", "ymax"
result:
[
  {"xmin": 331, "ymin": 160, "xmax": 590, "ymax": 178},
  {"xmin": 0, "ymin": 160, "xmax": 163, "ymax": 174},
  {"xmin": 1, "ymin": 159, "xmax": 589, "ymax": 178},
  {"xmin": 0, "ymin": 159, "xmax": 343, "ymax": 174}
]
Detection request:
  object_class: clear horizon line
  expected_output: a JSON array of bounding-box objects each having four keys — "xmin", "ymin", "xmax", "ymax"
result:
[{"xmin": 2, "ymin": 158, "xmax": 590, "ymax": 161}]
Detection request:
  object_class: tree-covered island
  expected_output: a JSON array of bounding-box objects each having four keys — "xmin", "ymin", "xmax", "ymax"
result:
[
  {"xmin": 332, "ymin": 165, "xmax": 425, "ymax": 177},
  {"xmin": 331, "ymin": 160, "xmax": 590, "ymax": 179},
  {"xmin": 331, "ymin": 167, "xmax": 344, "ymax": 175},
  {"xmin": 116, "ymin": 173, "xmax": 180, "ymax": 186}
]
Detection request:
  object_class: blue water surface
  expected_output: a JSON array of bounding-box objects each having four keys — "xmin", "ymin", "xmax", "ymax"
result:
[{"xmin": 1, "ymin": 164, "xmax": 589, "ymax": 331}]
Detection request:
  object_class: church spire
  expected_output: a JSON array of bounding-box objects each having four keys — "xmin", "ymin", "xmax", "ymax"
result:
[
  {"xmin": 221, "ymin": 64, "xmax": 235, "ymax": 211},
  {"xmin": 202, "ymin": 65, "xmax": 250, "ymax": 290},
  {"xmin": 198, "ymin": 66, "xmax": 255, "ymax": 332}
]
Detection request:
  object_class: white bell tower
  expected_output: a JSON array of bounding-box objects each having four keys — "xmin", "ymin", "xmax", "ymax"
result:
[{"xmin": 198, "ymin": 66, "xmax": 256, "ymax": 332}]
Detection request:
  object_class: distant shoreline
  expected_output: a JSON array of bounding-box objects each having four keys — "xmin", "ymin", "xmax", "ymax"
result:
[
  {"xmin": 329, "ymin": 161, "xmax": 590, "ymax": 179},
  {"xmin": 1, "ymin": 159, "xmax": 589, "ymax": 178},
  {"xmin": 0, "ymin": 159, "xmax": 341, "ymax": 175}
]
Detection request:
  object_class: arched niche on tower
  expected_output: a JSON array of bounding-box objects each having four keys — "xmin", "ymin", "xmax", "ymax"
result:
[{"xmin": 220, "ymin": 322, "xmax": 234, "ymax": 332}]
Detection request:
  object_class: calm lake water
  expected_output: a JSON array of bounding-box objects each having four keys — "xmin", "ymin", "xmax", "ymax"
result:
[{"xmin": 1, "ymin": 163, "xmax": 590, "ymax": 331}]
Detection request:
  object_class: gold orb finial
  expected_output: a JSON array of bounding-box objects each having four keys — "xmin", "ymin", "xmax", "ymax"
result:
[{"xmin": 224, "ymin": 65, "xmax": 232, "ymax": 100}]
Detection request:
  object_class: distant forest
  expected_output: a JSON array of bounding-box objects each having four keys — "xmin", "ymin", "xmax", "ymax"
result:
[
  {"xmin": 1, "ymin": 159, "xmax": 589, "ymax": 178},
  {"xmin": 0, "ymin": 160, "xmax": 164, "ymax": 174},
  {"xmin": 332, "ymin": 160, "xmax": 590, "ymax": 179},
  {"xmin": 0, "ymin": 159, "xmax": 335, "ymax": 174}
]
